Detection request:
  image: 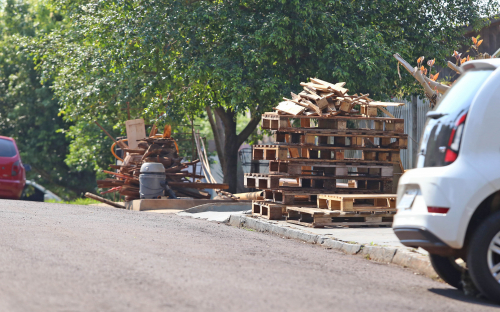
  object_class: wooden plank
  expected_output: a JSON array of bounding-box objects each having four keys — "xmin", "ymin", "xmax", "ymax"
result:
[
  {"xmin": 253, "ymin": 144, "xmax": 402, "ymax": 152},
  {"xmin": 309, "ymin": 78, "xmax": 349, "ymax": 95},
  {"xmin": 378, "ymin": 106, "xmax": 395, "ymax": 118},
  {"xmin": 262, "ymin": 112, "xmax": 403, "ymax": 122},
  {"xmin": 283, "ymin": 97, "xmax": 321, "ymax": 115},
  {"xmin": 274, "ymin": 128, "xmax": 408, "ymax": 137},
  {"xmin": 168, "ymin": 182, "xmax": 229, "ymax": 189},
  {"xmin": 299, "ymin": 91, "xmax": 321, "ymax": 101},
  {"xmin": 368, "ymin": 101, "xmax": 405, "ymax": 107},
  {"xmin": 316, "ymin": 97, "xmax": 329, "ymax": 110},
  {"xmin": 275, "ymin": 101, "xmax": 306, "ymax": 115},
  {"xmin": 125, "ymin": 119, "xmax": 147, "ymax": 149},
  {"xmin": 319, "ymin": 194, "xmax": 397, "ymax": 200},
  {"xmin": 126, "ymin": 199, "xmax": 248, "ymax": 211}
]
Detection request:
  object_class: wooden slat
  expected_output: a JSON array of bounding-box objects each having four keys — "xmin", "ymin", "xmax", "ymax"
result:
[
  {"xmin": 168, "ymin": 182, "xmax": 229, "ymax": 190},
  {"xmin": 275, "ymin": 101, "xmax": 306, "ymax": 115},
  {"xmin": 367, "ymin": 102, "xmax": 405, "ymax": 107}
]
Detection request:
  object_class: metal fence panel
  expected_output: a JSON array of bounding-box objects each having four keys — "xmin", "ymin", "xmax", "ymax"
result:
[{"xmin": 386, "ymin": 97, "xmax": 430, "ymax": 169}]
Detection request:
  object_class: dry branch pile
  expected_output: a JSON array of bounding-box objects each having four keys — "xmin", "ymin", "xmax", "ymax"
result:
[
  {"xmin": 276, "ymin": 78, "xmax": 402, "ymax": 117},
  {"xmin": 96, "ymin": 127, "xmax": 228, "ymax": 201}
]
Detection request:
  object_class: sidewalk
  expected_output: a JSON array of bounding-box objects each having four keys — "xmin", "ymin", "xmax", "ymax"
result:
[{"xmin": 227, "ymin": 214, "xmax": 437, "ymax": 279}]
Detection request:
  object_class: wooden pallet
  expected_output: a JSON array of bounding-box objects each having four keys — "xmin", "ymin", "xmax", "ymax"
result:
[
  {"xmin": 263, "ymin": 187, "xmax": 389, "ymax": 205},
  {"xmin": 244, "ymin": 173, "xmax": 392, "ymax": 190},
  {"xmin": 317, "ymin": 194, "xmax": 397, "ymax": 212},
  {"xmin": 252, "ymin": 144, "xmax": 400, "ymax": 161},
  {"xmin": 261, "ymin": 113, "xmax": 404, "ymax": 132},
  {"xmin": 268, "ymin": 160, "xmax": 394, "ymax": 176},
  {"xmin": 286, "ymin": 206, "xmax": 395, "ymax": 228},
  {"xmin": 252, "ymin": 200, "xmax": 286, "ymax": 220},
  {"xmin": 252, "ymin": 200, "xmax": 316, "ymax": 220},
  {"xmin": 273, "ymin": 128, "xmax": 408, "ymax": 137},
  {"xmin": 274, "ymin": 132, "xmax": 408, "ymax": 149}
]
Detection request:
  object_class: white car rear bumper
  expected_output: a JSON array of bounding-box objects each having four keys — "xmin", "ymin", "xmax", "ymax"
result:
[{"xmin": 393, "ymin": 160, "xmax": 493, "ymax": 249}]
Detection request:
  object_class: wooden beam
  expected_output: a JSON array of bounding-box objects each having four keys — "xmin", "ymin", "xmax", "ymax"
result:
[
  {"xmin": 168, "ymin": 182, "xmax": 230, "ymax": 190},
  {"xmin": 378, "ymin": 106, "xmax": 395, "ymax": 118},
  {"xmin": 85, "ymin": 192, "xmax": 125, "ymax": 209}
]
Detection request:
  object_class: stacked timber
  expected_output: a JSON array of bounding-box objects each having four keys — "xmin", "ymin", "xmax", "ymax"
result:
[{"xmin": 247, "ymin": 78, "xmax": 406, "ymax": 227}]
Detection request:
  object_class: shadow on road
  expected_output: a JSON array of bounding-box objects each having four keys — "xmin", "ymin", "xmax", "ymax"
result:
[{"xmin": 428, "ymin": 288, "xmax": 499, "ymax": 307}]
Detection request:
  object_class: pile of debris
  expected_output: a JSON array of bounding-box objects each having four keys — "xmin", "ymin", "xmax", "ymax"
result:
[
  {"xmin": 95, "ymin": 120, "xmax": 228, "ymax": 202},
  {"xmin": 276, "ymin": 78, "xmax": 398, "ymax": 117}
]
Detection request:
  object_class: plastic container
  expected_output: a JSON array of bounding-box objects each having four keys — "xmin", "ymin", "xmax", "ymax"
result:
[{"xmin": 139, "ymin": 163, "xmax": 166, "ymax": 199}]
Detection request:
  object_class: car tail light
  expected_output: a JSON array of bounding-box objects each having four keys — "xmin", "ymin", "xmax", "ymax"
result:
[
  {"xmin": 427, "ymin": 206, "xmax": 450, "ymax": 214},
  {"xmin": 11, "ymin": 160, "xmax": 20, "ymax": 176},
  {"xmin": 444, "ymin": 113, "xmax": 467, "ymax": 164}
]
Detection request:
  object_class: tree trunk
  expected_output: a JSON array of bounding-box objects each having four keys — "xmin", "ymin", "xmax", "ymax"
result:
[
  {"xmin": 216, "ymin": 108, "xmax": 238, "ymax": 193},
  {"xmin": 205, "ymin": 106, "xmax": 225, "ymax": 170},
  {"xmin": 209, "ymin": 107, "xmax": 262, "ymax": 194}
]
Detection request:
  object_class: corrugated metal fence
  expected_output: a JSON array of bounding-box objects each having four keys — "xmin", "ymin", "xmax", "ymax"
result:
[
  {"xmin": 386, "ymin": 97, "xmax": 431, "ymax": 169},
  {"xmin": 345, "ymin": 97, "xmax": 431, "ymax": 170}
]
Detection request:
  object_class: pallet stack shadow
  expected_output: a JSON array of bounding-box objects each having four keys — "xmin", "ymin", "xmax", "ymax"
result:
[{"xmin": 245, "ymin": 78, "xmax": 406, "ymax": 227}]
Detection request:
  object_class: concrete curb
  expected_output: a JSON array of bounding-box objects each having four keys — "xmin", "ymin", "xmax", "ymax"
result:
[
  {"xmin": 182, "ymin": 202, "xmax": 251, "ymax": 213},
  {"xmin": 228, "ymin": 214, "xmax": 437, "ymax": 279}
]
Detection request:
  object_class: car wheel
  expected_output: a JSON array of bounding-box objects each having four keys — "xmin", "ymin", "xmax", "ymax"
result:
[
  {"xmin": 429, "ymin": 254, "xmax": 465, "ymax": 290},
  {"xmin": 467, "ymin": 210, "xmax": 500, "ymax": 303}
]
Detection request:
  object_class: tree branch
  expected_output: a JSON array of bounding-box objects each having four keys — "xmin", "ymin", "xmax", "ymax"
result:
[
  {"xmin": 393, "ymin": 53, "xmax": 438, "ymax": 105},
  {"xmin": 424, "ymin": 77, "xmax": 450, "ymax": 94},
  {"xmin": 214, "ymin": 107, "xmax": 230, "ymax": 126},
  {"xmin": 237, "ymin": 115, "xmax": 261, "ymax": 147},
  {"xmin": 447, "ymin": 61, "xmax": 463, "ymax": 75}
]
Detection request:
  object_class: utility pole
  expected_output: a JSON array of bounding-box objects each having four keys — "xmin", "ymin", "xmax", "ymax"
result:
[{"xmin": 412, "ymin": 95, "xmax": 418, "ymax": 168}]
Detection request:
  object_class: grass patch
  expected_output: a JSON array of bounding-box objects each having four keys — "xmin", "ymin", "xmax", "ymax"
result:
[{"xmin": 46, "ymin": 198, "xmax": 100, "ymax": 205}]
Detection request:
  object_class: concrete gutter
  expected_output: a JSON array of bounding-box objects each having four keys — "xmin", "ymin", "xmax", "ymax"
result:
[{"xmin": 228, "ymin": 214, "xmax": 437, "ymax": 279}]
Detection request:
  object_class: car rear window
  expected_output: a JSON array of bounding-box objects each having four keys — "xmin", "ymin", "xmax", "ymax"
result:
[
  {"xmin": 0, "ymin": 138, "xmax": 17, "ymax": 157},
  {"xmin": 434, "ymin": 70, "xmax": 493, "ymax": 116}
]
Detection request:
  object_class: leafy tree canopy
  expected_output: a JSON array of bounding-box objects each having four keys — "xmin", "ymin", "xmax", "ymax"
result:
[
  {"xmin": 0, "ymin": 0, "xmax": 96, "ymax": 198},
  {"xmin": 32, "ymin": 0, "xmax": 499, "ymax": 192}
]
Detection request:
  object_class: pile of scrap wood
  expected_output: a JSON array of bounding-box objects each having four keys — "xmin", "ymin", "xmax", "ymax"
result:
[
  {"xmin": 276, "ymin": 78, "xmax": 401, "ymax": 117},
  {"xmin": 95, "ymin": 120, "xmax": 228, "ymax": 201}
]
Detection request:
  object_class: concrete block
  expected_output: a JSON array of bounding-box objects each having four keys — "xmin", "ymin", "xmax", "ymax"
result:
[
  {"xmin": 228, "ymin": 215, "xmax": 243, "ymax": 227},
  {"xmin": 271, "ymin": 225, "xmax": 287, "ymax": 237},
  {"xmin": 361, "ymin": 246, "xmax": 397, "ymax": 263},
  {"xmin": 392, "ymin": 250, "xmax": 437, "ymax": 278},
  {"xmin": 341, "ymin": 243, "xmax": 362, "ymax": 255},
  {"xmin": 316, "ymin": 236, "xmax": 329, "ymax": 245},
  {"xmin": 322, "ymin": 239, "xmax": 344, "ymax": 250}
]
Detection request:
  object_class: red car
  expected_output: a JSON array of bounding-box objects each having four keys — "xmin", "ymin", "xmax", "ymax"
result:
[{"xmin": 0, "ymin": 136, "xmax": 26, "ymax": 199}]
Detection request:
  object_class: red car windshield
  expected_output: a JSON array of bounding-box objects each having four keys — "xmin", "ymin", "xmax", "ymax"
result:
[{"xmin": 0, "ymin": 139, "xmax": 17, "ymax": 157}]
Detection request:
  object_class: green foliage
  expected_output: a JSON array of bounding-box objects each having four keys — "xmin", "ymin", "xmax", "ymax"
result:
[
  {"xmin": 46, "ymin": 197, "xmax": 100, "ymax": 205},
  {"xmin": 36, "ymin": 0, "xmax": 499, "ymax": 113},
  {"xmin": 29, "ymin": 0, "xmax": 499, "ymax": 184},
  {"xmin": 0, "ymin": 0, "xmax": 95, "ymax": 198}
]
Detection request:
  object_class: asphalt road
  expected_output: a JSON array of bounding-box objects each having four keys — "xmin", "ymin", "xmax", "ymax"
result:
[{"xmin": 0, "ymin": 200, "xmax": 498, "ymax": 311}]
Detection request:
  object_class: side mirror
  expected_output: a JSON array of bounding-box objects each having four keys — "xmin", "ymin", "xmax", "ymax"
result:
[{"xmin": 24, "ymin": 164, "xmax": 32, "ymax": 172}]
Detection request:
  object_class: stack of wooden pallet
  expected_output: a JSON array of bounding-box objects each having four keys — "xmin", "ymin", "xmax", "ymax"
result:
[{"xmin": 246, "ymin": 78, "xmax": 406, "ymax": 227}]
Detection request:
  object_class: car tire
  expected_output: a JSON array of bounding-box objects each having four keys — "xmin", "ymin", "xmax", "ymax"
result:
[
  {"xmin": 429, "ymin": 254, "xmax": 464, "ymax": 290},
  {"xmin": 467, "ymin": 210, "xmax": 500, "ymax": 303}
]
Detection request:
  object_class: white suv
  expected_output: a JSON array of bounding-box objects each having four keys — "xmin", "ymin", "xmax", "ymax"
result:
[{"xmin": 394, "ymin": 58, "xmax": 500, "ymax": 302}]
